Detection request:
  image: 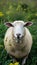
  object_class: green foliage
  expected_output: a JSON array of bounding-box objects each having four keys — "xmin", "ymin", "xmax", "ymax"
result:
[{"xmin": 0, "ymin": 1, "xmax": 37, "ymax": 65}]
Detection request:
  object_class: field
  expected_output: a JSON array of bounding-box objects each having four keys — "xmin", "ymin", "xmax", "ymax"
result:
[{"xmin": 0, "ymin": 0, "xmax": 37, "ymax": 65}]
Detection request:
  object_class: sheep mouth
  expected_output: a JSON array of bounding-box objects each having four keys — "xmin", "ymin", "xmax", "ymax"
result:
[
  {"xmin": 13, "ymin": 35, "xmax": 24, "ymax": 43},
  {"xmin": 16, "ymin": 38, "xmax": 20, "ymax": 43},
  {"xmin": 15, "ymin": 36, "xmax": 24, "ymax": 43}
]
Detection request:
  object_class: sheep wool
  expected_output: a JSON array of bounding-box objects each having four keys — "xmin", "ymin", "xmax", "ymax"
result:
[{"xmin": 4, "ymin": 21, "xmax": 33, "ymax": 59}]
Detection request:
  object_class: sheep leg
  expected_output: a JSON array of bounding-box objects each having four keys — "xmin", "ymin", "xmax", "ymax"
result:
[
  {"xmin": 8, "ymin": 52, "xmax": 17, "ymax": 63},
  {"xmin": 6, "ymin": 54, "xmax": 16, "ymax": 63},
  {"xmin": 12, "ymin": 58, "xmax": 16, "ymax": 63},
  {"xmin": 22, "ymin": 56, "xmax": 28, "ymax": 65}
]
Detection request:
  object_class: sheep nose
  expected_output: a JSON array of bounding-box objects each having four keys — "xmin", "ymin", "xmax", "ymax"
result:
[{"xmin": 16, "ymin": 34, "xmax": 21, "ymax": 39}]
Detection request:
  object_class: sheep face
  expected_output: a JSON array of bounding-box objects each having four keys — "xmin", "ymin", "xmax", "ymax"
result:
[
  {"xmin": 4, "ymin": 21, "xmax": 33, "ymax": 43},
  {"xmin": 14, "ymin": 23, "xmax": 25, "ymax": 38},
  {"xmin": 13, "ymin": 23, "xmax": 25, "ymax": 43}
]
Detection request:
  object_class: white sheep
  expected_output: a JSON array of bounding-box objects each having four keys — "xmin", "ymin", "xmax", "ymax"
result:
[{"xmin": 4, "ymin": 21, "xmax": 33, "ymax": 65}]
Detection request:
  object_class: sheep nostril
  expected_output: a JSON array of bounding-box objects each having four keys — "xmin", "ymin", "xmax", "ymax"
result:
[{"xmin": 16, "ymin": 34, "xmax": 21, "ymax": 39}]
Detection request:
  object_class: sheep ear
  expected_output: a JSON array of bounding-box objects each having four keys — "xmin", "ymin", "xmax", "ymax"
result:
[
  {"xmin": 4, "ymin": 22, "xmax": 14, "ymax": 27},
  {"xmin": 24, "ymin": 22, "xmax": 33, "ymax": 26}
]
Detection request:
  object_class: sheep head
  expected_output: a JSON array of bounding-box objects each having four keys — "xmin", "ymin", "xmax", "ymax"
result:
[{"xmin": 4, "ymin": 21, "xmax": 33, "ymax": 43}]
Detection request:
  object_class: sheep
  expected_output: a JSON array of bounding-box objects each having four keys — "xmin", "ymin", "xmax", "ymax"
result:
[{"xmin": 4, "ymin": 21, "xmax": 33, "ymax": 65}]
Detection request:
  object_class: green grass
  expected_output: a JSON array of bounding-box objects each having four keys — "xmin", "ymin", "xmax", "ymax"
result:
[
  {"xmin": 0, "ymin": 21, "xmax": 37, "ymax": 65},
  {"xmin": 0, "ymin": 1, "xmax": 37, "ymax": 65}
]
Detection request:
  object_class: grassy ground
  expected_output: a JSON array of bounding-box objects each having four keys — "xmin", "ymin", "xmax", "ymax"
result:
[{"xmin": 0, "ymin": 1, "xmax": 37, "ymax": 65}]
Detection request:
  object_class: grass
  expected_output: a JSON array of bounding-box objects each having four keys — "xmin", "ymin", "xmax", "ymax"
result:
[
  {"xmin": 0, "ymin": 20, "xmax": 37, "ymax": 65},
  {"xmin": 0, "ymin": 1, "xmax": 37, "ymax": 65}
]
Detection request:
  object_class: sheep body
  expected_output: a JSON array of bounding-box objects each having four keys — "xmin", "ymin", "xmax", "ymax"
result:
[{"xmin": 4, "ymin": 25, "xmax": 32, "ymax": 58}]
